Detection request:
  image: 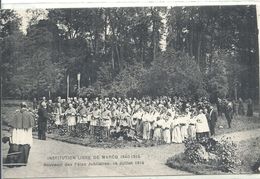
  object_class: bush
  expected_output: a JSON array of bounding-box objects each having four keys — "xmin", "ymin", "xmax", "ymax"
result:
[
  {"xmin": 183, "ymin": 137, "xmax": 241, "ymax": 173},
  {"xmin": 214, "ymin": 137, "xmax": 241, "ymax": 172},
  {"xmin": 184, "ymin": 139, "xmax": 208, "ymax": 164}
]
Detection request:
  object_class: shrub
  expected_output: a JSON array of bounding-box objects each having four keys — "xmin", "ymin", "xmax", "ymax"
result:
[
  {"xmin": 214, "ymin": 137, "xmax": 241, "ymax": 172},
  {"xmin": 183, "ymin": 137, "xmax": 241, "ymax": 173},
  {"xmin": 184, "ymin": 139, "xmax": 208, "ymax": 164}
]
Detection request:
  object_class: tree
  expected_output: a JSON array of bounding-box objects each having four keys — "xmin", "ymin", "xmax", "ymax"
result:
[
  {"xmin": 0, "ymin": 10, "xmax": 22, "ymax": 97},
  {"xmin": 206, "ymin": 50, "xmax": 229, "ymax": 102},
  {"xmin": 142, "ymin": 49, "xmax": 207, "ymax": 98}
]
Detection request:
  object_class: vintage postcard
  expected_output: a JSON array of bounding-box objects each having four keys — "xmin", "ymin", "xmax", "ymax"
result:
[{"xmin": 1, "ymin": 2, "xmax": 260, "ymax": 179}]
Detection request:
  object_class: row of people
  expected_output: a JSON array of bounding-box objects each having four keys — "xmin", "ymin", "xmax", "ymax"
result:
[{"xmin": 36, "ymin": 96, "xmax": 217, "ymax": 143}]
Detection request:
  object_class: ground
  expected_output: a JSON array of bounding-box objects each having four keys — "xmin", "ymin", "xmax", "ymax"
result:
[
  {"xmin": 1, "ymin": 100, "xmax": 260, "ymax": 177},
  {"xmin": 2, "ymin": 136, "xmax": 191, "ymax": 178}
]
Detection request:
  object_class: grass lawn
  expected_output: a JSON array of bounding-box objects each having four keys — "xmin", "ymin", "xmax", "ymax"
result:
[
  {"xmin": 214, "ymin": 115, "xmax": 260, "ymax": 135},
  {"xmin": 166, "ymin": 136, "xmax": 260, "ymax": 175},
  {"xmin": 237, "ymin": 136, "xmax": 260, "ymax": 173}
]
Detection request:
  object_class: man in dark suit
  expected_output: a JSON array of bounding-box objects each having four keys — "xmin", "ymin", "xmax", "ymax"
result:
[
  {"xmin": 224, "ymin": 101, "xmax": 233, "ymax": 128},
  {"xmin": 37, "ymin": 102, "xmax": 49, "ymax": 140},
  {"xmin": 209, "ymin": 105, "xmax": 218, "ymax": 135}
]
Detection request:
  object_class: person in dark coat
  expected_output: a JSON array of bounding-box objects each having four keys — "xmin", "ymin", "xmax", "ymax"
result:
[
  {"xmin": 47, "ymin": 99, "xmax": 55, "ymax": 114},
  {"xmin": 247, "ymin": 98, "xmax": 254, "ymax": 117},
  {"xmin": 224, "ymin": 102, "xmax": 233, "ymax": 128},
  {"xmin": 37, "ymin": 102, "xmax": 49, "ymax": 140},
  {"xmin": 209, "ymin": 105, "xmax": 218, "ymax": 135}
]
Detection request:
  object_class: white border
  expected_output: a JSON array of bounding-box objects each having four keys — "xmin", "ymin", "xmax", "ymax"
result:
[{"xmin": 1, "ymin": 0, "xmax": 260, "ymax": 9}]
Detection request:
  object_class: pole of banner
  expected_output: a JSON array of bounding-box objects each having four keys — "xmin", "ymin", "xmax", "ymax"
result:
[
  {"xmin": 67, "ymin": 74, "xmax": 69, "ymax": 99},
  {"xmin": 257, "ymin": 5, "xmax": 260, "ymax": 118},
  {"xmin": 77, "ymin": 73, "xmax": 81, "ymax": 97},
  {"xmin": 77, "ymin": 73, "xmax": 80, "ymax": 89}
]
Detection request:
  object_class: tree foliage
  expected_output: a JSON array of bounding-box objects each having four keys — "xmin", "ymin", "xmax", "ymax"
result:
[
  {"xmin": 1, "ymin": 6, "xmax": 258, "ymax": 101},
  {"xmin": 142, "ymin": 49, "xmax": 207, "ymax": 98}
]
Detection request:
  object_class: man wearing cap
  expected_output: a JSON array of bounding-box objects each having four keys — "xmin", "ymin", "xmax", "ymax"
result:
[{"xmin": 5, "ymin": 102, "xmax": 35, "ymax": 167}]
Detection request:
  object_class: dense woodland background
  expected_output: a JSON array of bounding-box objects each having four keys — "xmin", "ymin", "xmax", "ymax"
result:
[{"xmin": 0, "ymin": 6, "xmax": 259, "ymax": 103}]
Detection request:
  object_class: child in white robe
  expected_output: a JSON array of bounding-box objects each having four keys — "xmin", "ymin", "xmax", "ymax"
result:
[
  {"xmin": 187, "ymin": 113, "xmax": 196, "ymax": 139},
  {"xmin": 142, "ymin": 112, "xmax": 151, "ymax": 140},
  {"xmin": 153, "ymin": 117, "xmax": 162, "ymax": 141},
  {"xmin": 171, "ymin": 115, "xmax": 182, "ymax": 143},
  {"xmin": 162, "ymin": 116, "xmax": 171, "ymax": 144}
]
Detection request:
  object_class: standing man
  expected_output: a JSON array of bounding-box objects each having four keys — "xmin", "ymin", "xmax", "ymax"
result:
[
  {"xmin": 37, "ymin": 102, "xmax": 49, "ymax": 140},
  {"xmin": 224, "ymin": 102, "xmax": 233, "ymax": 128},
  {"xmin": 209, "ymin": 105, "xmax": 218, "ymax": 136},
  {"xmin": 6, "ymin": 102, "xmax": 35, "ymax": 167}
]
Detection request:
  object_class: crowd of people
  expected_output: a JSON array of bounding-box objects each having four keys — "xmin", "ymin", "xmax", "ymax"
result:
[{"xmin": 34, "ymin": 96, "xmax": 224, "ymax": 143}]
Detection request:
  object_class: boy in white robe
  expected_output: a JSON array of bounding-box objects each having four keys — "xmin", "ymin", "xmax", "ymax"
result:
[
  {"xmin": 162, "ymin": 116, "xmax": 171, "ymax": 144},
  {"xmin": 171, "ymin": 115, "xmax": 182, "ymax": 143},
  {"xmin": 142, "ymin": 111, "xmax": 151, "ymax": 140},
  {"xmin": 153, "ymin": 116, "xmax": 162, "ymax": 141}
]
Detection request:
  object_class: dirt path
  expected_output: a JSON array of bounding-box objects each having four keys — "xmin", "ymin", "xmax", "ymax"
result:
[
  {"xmin": 2, "ymin": 138, "xmax": 191, "ymax": 178},
  {"xmin": 3, "ymin": 128, "xmax": 260, "ymax": 178}
]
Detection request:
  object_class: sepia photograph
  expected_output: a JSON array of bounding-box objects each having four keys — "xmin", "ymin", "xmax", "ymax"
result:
[{"xmin": 1, "ymin": 5, "xmax": 260, "ymax": 178}]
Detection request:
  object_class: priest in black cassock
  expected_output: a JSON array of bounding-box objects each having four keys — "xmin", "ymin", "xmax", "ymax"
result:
[{"xmin": 4, "ymin": 102, "xmax": 35, "ymax": 167}]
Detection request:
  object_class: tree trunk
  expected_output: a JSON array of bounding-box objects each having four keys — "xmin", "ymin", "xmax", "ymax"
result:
[
  {"xmin": 197, "ymin": 32, "xmax": 202, "ymax": 67},
  {"xmin": 151, "ymin": 7, "xmax": 157, "ymax": 62},
  {"xmin": 257, "ymin": 5, "xmax": 260, "ymax": 117}
]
